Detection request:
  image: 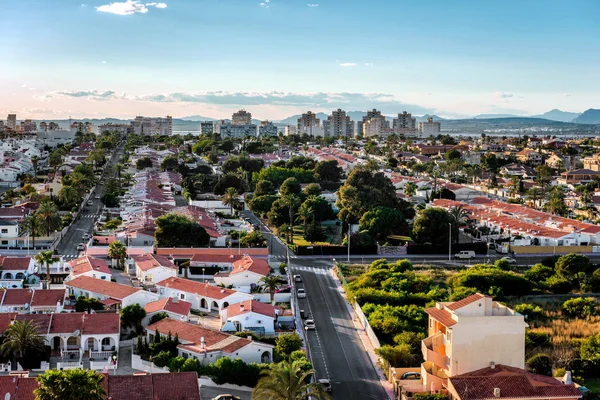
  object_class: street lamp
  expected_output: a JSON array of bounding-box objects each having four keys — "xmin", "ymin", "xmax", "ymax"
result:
[
  {"xmin": 448, "ymin": 223, "xmax": 452, "ymax": 261},
  {"xmin": 202, "ymin": 268, "xmax": 205, "ymax": 284}
]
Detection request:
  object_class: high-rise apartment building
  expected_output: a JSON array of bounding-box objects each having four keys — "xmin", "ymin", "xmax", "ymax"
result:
[
  {"xmin": 360, "ymin": 109, "xmax": 390, "ymax": 137},
  {"xmin": 20, "ymin": 119, "xmax": 37, "ymax": 133},
  {"xmin": 131, "ymin": 116, "xmax": 173, "ymax": 136},
  {"xmin": 0, "ymin": 121, "xmax": 4, "ymax": 131},
  {"xmin": 71, "ymin": 121, "xmax": 93, "ymax": 134},
  {"xmin": 200, "ymin": 121, "xmax": 216, "ymax": 135},
  {"xmin": 98, "ymin": 123, "xmax": 131, "ymax": 135},
  {"xmin": 324, "ymin": 109, "xmax": 354, "ymax": 138},
  {"xmin": 393, "ymin": 111, "xmax": 416, "ymax": 131},
  {"xmin": 297, "ymin": 111, "xmax": 321, "ymax": 135},
  {"xmin": 418, "ymin": 117, "xmax": 441, "ymax": 137},
  {"xmin": 7, "ymin": 114, "xmax": 16, "ymax": 130},
  {"xmin": 232, "ymin": 110, "xmax": 252, "ymax": 125},
  {"xmin": 259, "ymin": 121, "xmax": 278, "ymax": 137}
]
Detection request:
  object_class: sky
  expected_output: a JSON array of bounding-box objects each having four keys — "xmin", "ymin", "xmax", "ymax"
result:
[{"xmin": 1, "ymin": 0, "xmax": 599, "ymax": 121}]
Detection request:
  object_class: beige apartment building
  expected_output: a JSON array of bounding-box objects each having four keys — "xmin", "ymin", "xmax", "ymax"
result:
[
  {"xmin": 324, "ymin": 109, "xmax": 354, "ymax": 138},
  {"xmin": 232, "ymin": 109, "xmax": 252, "ymax": 125},
  {"xmin": 421, "ymin": 293, "xmax": 527, "ymax": 390},
  {"xmin": 297, "ymin": 111, "xmax": 321, "ymax": 135},
  {"xmin": 393, "ymin": 111, "xmax": 416, "ymax": 134},
  {"xmin": 418, "ymin": 117, "xmax": 441, "ymax": 137}
]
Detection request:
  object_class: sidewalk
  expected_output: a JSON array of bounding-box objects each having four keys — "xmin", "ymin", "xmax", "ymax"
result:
[{"xmin": 330, "ymin": 269, "xmax": 395, "ymax": 400}]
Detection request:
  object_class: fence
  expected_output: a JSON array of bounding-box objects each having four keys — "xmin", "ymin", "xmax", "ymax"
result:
[
  {"xmin": 354, "ymin": 300, "xmax": 381, "ymax": 349},
  {"xmin": 377, "ymin": 244, "xmax": 408, "ymax": 255},
  {"xmin": 295, "ymin": 245, "xmax": 378, "ymax": 256}
]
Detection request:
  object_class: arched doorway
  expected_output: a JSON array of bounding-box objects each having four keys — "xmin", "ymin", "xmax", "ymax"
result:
[
  {"xmin": 261, "ymin": 351, "xmax": 271, "ymax": 363},
  {"xmin": 15, "ymin": 273, "xmax": 24, "ymax": 279},
  {"xmin": 52, "ymin": 337, "xmax": 61, "ymax": 350},
  {"xmin": 212, "ymin": 301, "xmax": 219, "ymax": 310},
  {"xmin": 101, "ymin": 337, "xmax": 114, "ymax": 351},
  {"xmin": 67, "ymin": 336, "xmax": 80, "ymax": 350},
  {"xmin": 200, "ymin": 298, "xmax": 207, "ymax": 309},
  {"xmin": 3, "ymin": 273, "xmax": 12, "ymax": 279},
  {"xmin": 87, "ymin": 338, "xmax": 96, "ymax": 352},
  {"xmin": 222, "ymin": 302, "xmax": 229, "ymax": 309}
]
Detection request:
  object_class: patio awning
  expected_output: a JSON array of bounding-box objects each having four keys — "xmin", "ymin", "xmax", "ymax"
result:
[{"xmin": 99, "ymin": 298, "xmax": 121, "ymax": 306}]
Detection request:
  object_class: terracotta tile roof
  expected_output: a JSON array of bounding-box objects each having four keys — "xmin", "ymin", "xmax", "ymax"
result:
[
  {"xmin": 425, "ymin": 307, "xmax": 457, "ymax": 327},
  {"xmin": 446, "ymin": 293, "xmax": 489, "ymax": 311},
  {"xmin": 69, "ymin": 256, "xmax": 111, "ymax": 276},
  {"xmin": 146, "ymin": 318, "xmax": 252, "ymax": 353},
  {"xmin": 0, "ymin": 313, "xmax": 17, "ymax": 332},
  {"xmin": 144, "ymin": 297, "xmax": 192, "ymax": 316},
  {"xmin": 31, "ymin": 289, "xmax": 66, "ymax": 307},
  {"xmin": 156, "ymin": 277, "xmax": 242, "ymax": 300},
  {"xmin": 225, "ymin": 300, "xmax": 276, "ymax": 319},
  {"xmin": 99, "ymin": 298, "xmax": 121, "ymax": 306},
  {"xmin": 15, "ymin": 314, "xmax": 51, "ymax": 333},
  {"xmin": 151, "ymin": 372, "xmax": 200, "ymax": 400},
  {"xmin": 2, "ymin": 288, "xmax": 33, "ymax": 306},
  {"xmin": 14, "ymin": 376, "xmax": 37, "ymax": 400},
  {"xmin": 108, "ymin": 374, "xmax": 154, "ymax": 400},
  {"xmin": 0, "ymin": 256, "xmax": 31, "ymax": 270},
  {"xmin": 0, "ymin": 376, "xmax": 17, "ymax": 399},
  {"xmin": 66, "ymin": 276, "xmax": 140, "ymax": 300},
  {"xmin": 132, "ymin": 254, "xmax": 176, "ymax": 272},
  {"xmin": 49, "ymin": 312, "xmax": 120, "ymax": 335},
  {"xmin": 190, "ymin": 254, "xmax": 243, "ymax": 264},
  {"xmin": 449, "ymin": 365, "xmax": 582, "ymax": 400},
  {"xmin": 230, "ymin": 256, "xmax": 271, "ymax": 277}
]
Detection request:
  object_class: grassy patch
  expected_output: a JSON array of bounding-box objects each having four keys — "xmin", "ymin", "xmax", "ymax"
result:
[{"xmin": 585, "ymin": 378, "xmax": 600, "ymax": 392}]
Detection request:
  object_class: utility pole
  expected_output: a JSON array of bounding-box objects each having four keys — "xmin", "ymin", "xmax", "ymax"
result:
[
  {"xmin": 347, "ymin": 222, "xmax": 351, "ymax": 263},
  {"xmin": 448, "ymin": 222, "xmax": 452, "ymax": 261}
]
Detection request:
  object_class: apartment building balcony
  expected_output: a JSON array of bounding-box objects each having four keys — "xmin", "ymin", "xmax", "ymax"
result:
[
  {"xmin": 422, "ymin": 336, "xmax": 448, "ymax": 369},
  {"xmin": 421, "ymin": 361, "xmax": 448, "ymax": 392}
]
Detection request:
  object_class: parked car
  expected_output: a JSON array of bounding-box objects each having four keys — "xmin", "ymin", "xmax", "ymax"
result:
[
  {"xmin": 294, "ymin": 274, "xmax": 302, "ymax": 282},
  {"xmin": 275, "ymin": 285, "xmax": 291, "ymax": 293},
  {"xmin": 95, "ymin": 195, "xmax": 100, "ymax": 199},
  {"xmin": 304, "ymin": 319, "xmax": 315, "ymax": 330},
  {"xmin": 82, "ymin": 234, "xmax": 90, "ymax": 240},
  {"xmin": 87, "ymin": 200, "xmax": 93, "ymax": 206},
  {"xmin": 212, "ymin": 395, "xmax": 241, "ymax": 400},
  {"xmin": 319, "ymin": 379, "xmax": 332, "ymax": 392},
  {"xmin": 500, "ymin": 257, "xmax": 517, "ymax": 265},
  {"xmin": 400, "ymin": 372, "xmax": 421, "ymax": 380},
  {"xmin": 297, "ymin": 288, "xmax": 306, "ymax": 299},
  {"xmin": 76, "ymin": 243, "xmax": 85, "ymax": 251},
  {"xmin": 454, "ymin": 250, "xmax": 476, "ymax": 260}
]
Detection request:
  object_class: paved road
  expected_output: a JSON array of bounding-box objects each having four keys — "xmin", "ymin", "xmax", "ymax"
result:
[{"xmin": 293, "ymin": 259, "xmax": 388, "ymax": 400}]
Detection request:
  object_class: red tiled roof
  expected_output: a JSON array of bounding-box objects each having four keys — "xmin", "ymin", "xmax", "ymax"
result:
[
  {"xmin": 446, "ymin": 293, "xmax": 488, "ymax": 311},
  {"xmin": 15, "ymin": 314, "xmax": 51, "ymax": 333},
  {"xmin": 230, "ymin": 256, "xmax": 271, "ymax": 277},
  {"xmin": 425, "ymin": 307, "xmax": 457, "ymax": 327},
  {"xmin": 190, "ymin": 254, "xmax": 243, "ymax": 263},
  {"xmin": 66, "ymin": 276, "xmax": 140, "ymax": 300},
  {"xmin": 49, "ymin": 312, "xmax": 120, "ymax": 335},
  {"xmin": 31, "ymin": 289, "xmax": 66, "ymax": 307},
  {"xmin": 99, "ymin": 298, "xmax": 121, "ymax": 306},
  {"xmin": 132, "ymin": 254, "xmax": 176, "ymax": 272},
  {"xmin": 151, "ymin": 372, "xmax": 200, "ymax": 400},
  {"xmin": 0, "ymin": 313, "xmax": 17, "ymax": 332},
  {"xmin": 2, "ymin": 288, "xmax": 33, "ymax": 305},
  {"xmin": 144, "ymin": 297, "xmax": 192, "ymax": 316},
  {"xmin": 0, "ymin": 256, "xmax": 32, "ymax": 270},
  {"xmin": 156, "ymin": 277, "xmax": 242, "ymax": 300},
  {"xmin": 69, "ymin": 256, "xmax": 111, "ymax": 276},
  {"xmin": 146, "ymin": 318, "xmax": 252, "ymax": 354},
  {"xmin": 449, "ymin": 365, "xmax": 582, "ymax": 400},
  {"xmin": 225, "ymin": 300, "xmax": 276, "ymax": 319}
]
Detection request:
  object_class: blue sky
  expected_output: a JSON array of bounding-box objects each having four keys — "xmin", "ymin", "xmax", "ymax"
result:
[{"xmin": 1, "ymin": 0, "xmax": 599, "ymax": 120}]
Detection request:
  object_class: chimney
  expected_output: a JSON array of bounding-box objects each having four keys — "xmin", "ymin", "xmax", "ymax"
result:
[
  {"xmin": 240, "ymin": 304, "xmax": 245, "ymax": 311},
  {"xmin": 563, "ymin": 371, "xmax": 573, "ymax": 385},
  {"xmin": 172, "ymin": 297, "xmax": 178, "ymax": 303},
  {"xmin": 247, "ymin": 335, "xmax": 252, "ymax": 341},
  {"xmin": 490, "ymin": 361, "xmax": 495, "ymax": 369},
  {"xmin": 493, "ymin": 388, "xmax": 501, "ymax": 398}
]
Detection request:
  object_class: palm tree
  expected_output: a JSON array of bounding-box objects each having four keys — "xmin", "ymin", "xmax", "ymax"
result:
[
  {"xmin": 35, "ymin": 250, "xmax": 57, "ymax": 289},
  {"xmin": 449, "ymin": 205, "xmax": 469, "ymax": 244},
  {"xmin": 114, "ymin": 163, "xmax": 125, "ymax": 185},
  {"xmin": 252, "ymin": 359, "xmax": 331, "ymax": 400},
  {"xmin": 36, "ymin": 199, "xmax": 61, "ymax": 237},
  {"xmin": 58, "ymin": 185, "xmax": 80, "ymax": 208},
  {"xmin": 296, "ymin": 202, "xmax": 312, "ymax": 232},
  {"xmin": 35, "ymin": 369, "xmax": 105, "ymax": 400},
  {"xmin": 67, "ymin": 171, "xmax": 89, "ymax": 197},
  {"xmin": 31, "ymin": 155, "xmax": 40, "ymax": 177},
  {"xmin": 108, "ymin": 240, "xmax": 127, "ymax": 269},
  {"xmin": 1, "ymin": 320, "xmax": 46, "ymax": 360},
  {"xmin": 281, "ymin": 194, "xmax": 300, "ymax": 244},
  {"xmin": 403, "ymin": 182, "xmax": 417, "ymax": 198},
  {"xmin": 526, "ymin": 187, "xmax": 543, "ymax": 209},
  {"xmin": 221, "ymin": 187, "xmax": 241, "ymax": 216},
  {"xmin": 259, "ymin": 275, "xmax": 284, "ymax": 303},
  {"xmin": 22, "ymin": 214, "xmax": 40, "ymax": 250}
]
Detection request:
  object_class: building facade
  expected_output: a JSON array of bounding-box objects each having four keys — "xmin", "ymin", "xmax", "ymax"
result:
[
  {"xmin": 297, "ymin": 111, "xmax": 321, "ymax": 135},
  {"xmin": 132, "ymin": 116, "xmax": 173, "ymax": 136},
  {"xmin": 418, "ymin": 117, "xmax": 441, "ymax": 137},
  {"xmin": 324, "ymin": 109, "xmax": 354, "ymax": 138},
  {"xmin": 258, "ymin": 121, "xmax": 278, "ymax": 137},
  {"xmin": 393, "ymin": 111, "xmax": 417, "ymax": 134},
  {"xmin": 232, "ymin": 110, "xmax": 252, "ymax": 125},
  {"xmin": 6, "ymin": 114, "xmax": 16, "ymax": 131}
]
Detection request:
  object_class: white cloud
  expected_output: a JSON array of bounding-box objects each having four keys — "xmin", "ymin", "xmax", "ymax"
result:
[
  {"xmin": 50, "ymin": 89, "xmax": 118, "ymax": 101},
  {"xmin": 493, "ymin": 91, "xmax": 514, "ymax": 99},
  {"xmin": 260, "ymin": 2, "xmax": 269, "ymax": 7},
  {"xmin": 339, "ymin": 63, "xmax": 357, "ymax": 67},
  {"xmin": 558, "ymin": 93, "xmax": 572, "ymax": 97},
  {"xmin": 96, "ymin": 0, "xmax": 166, "ymax": 15},
  {"xmin": 102, "ymin": 61, "xmax": 107, "ymax": 64},
  {"xmin": 21, "ymin": 84, "xmax": 28, "ymax": 88},
  {"xmin": 307, "ymin": 3, "xmax": 319, "ymax": 6},
  {"xmin": 364, "ymin": 63, "xmax": 374, "ymax": 66},
  {"xmin": 81, "ymin": 3, "xmax": 88, "ymax": 6}
]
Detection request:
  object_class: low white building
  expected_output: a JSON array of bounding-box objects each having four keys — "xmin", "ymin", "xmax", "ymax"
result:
[
  {"xmin": 0, "ymin": 256, "xmax": 34, "ymax": 288},
  {"xmin": 65, "ymin": 275, "xmax": 160, "ymax": 309},
  {"xmin": 132, "ymin": 254, "xmax": 177, "ymax": 285},
  {"xmin": 145, "ymin": 318, "xmax": 274, "ymax": 364},
  {"xmin": 213, "ymin": 256, "xmax": 271, "ymax": 290},
  {"xmin": 68, "ymin": 256, "xmax": 112, "ymax": 281},
  {"xmin": 0, "ymin": 220, "xmax": 19, "ymax": 247},
  {"xmin": 189, "ymin": 254, "xmax": 244, "ymax": 269},
  {"xmin": 142, "ymin": 297, "xmax": 192, "ymax": 326},
  {"xmin": 155, "ymin": 277, "xmax": 254, "ymax": 312},
  {"xmin": 220, "ymin": 300, "xmax": 277, "ymax": 334}
]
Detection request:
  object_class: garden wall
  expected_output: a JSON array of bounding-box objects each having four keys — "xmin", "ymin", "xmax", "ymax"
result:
[{"xmin": 512, "ymin": 245, "xmax": 594, "ymax": 255}]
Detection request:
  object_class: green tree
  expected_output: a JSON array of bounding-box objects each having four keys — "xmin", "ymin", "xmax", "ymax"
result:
[
  {"xmin": 412, "ymin": 207, "xmax": 453, "ymax": 246},
  {"xmin": 101, "ymin": 177, "xmax": 121, "ymax": 208},
  {"xmin": 252, "ymin": 358, "xmax": 330, "ymax": 400},
  {"xmin": 35, "ymin": 199, "xmax": 61, "ymax": 236},
  {"xmin": 104, "ymin": 218, "xmax": 122, "ymax": 231},
  {"xmin": 35, "ymin": 369, "xmax": 105, "ymax": 400},
  {"xmin": 22, "ymin": 214, "xmax": 41, "ymax": 250},
  {"xmin": 136, "ymin": 156, "xmax": 153, "ymax": 170},
  {"xmin": 281, "ymin": 194, "xmax": 301, "ymax": 244},
  {"xmin": 526, "ymin": 353, "xmax": 552, "ymax": 376},
  {"xmin": 31, "ymin": 155, "xmax": 40, "ymax": 177},
  {"xmin": 108, "ymin": 240, "xmax": 127, "ymax": 269},
  {"xmin": 58, "ymin": 185, "xmax": 80, "ymax": 207},
  {"xmin": 259, "ymin": 275, "xmax": 284, "ymax": 303},
  {"xmin": 403, "ymin": 182, "xmax": 417, "ymax": 197},
  {"xmin": 275, "ymin": 333, "xmax": 303, "ymax": 356},
  {"xmin": 154, "ymin": 213, "xmax": 210, "ymax": 247},
  {"xmin": 35, "ymin": 250, "xmax": 57, "ymax": 289},
  {"xmin": 314, "ymin": 160, "xmax": 343, "ymax": 184},
  {"xmin": 240, "ymin": 230, "xmax": 267, "ymax": 247},
  {"xmin": 449, "ymin": 205, "xmax": 469, "ymax": 244},
  {"xmin": 555, "ymin": 253, "xmax": 592, "ymax": 287},
  {"xmin": 303, "ymin": 183, "xmax": 322, "ymax": 197},
  {"xmin": 48, "ymin": 150, "xmax": 64, "ymax": 170},
  {"xmin": 221, "ymin": 187, "xmax": 241, "ymax": 215},
  {"xmin": 160, "ymin": 156, "xmax": 179, "ymax": 171},
  {"xmin": 120, "ymin": 304, "xmax": 147, "ymax": 334},
  {"xmin": 299, "ymin": 196, "xmax": 334, "ymax": 224},
  {"xmin": 303, "ymin": 222, "xmax": 326, "ymax": 243},
  {"xmin": 86, "ymin": 149, "xmax": 106, "ymax": 171},
  {"xmin": 544, "ymin": 186, "xmax": 568, "ymax": 216},
  {"xmin": 280, "ymin": 177, "xmax": 302, "ymax": 196},
  {"xmin": 359, "ymin": 206, "xmax": 408, "ymax": 240},
  {"xmin": 444, "ymin": 149, "xmax": 461, "ymax": 160},
  {"xmin": 562, "ymin": 297, "xmax": 598, "ymax": 318},
  {"xmin": 580, "ymin": 332, "xmax": 600, "ymax": 363},
  {"xmin": 1, "ymin": 320, "xmax": 46, "ymax": 360},
  {"xmin": 213, "ymin": 173, "xmax": 246, "ymax": 195},
  {"xmin": 249, "ymin": 194, "xmax": 278, "ymax": 218},
  {"xmin": 255, "ymin": 180, "xmax": 276, "ymax": 196}
]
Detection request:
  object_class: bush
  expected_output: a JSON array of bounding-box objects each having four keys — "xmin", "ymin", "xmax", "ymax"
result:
[
  {"xmin": 514, "ymin": 303, "xmax": 543, "ymax": 319},
  {"xmin": 279, "ymin": 263, "xmax": 287, "ymax": 275},
  {"xmin": 525, "ymin": 331, "xmax": 551, "ymax": 349},
  {"xmin": 275, "ymin": 333, "xmax": 303, "ymax": 356},
  {"xmin": 149, "ymin": 312, "xmax": 168, "ymax": 325},
  {"xmin": 375, "ymin": 344, "xmax": 417, "ymax": 367},
  {"xmin": 448, "ymin": 267, "xmax": 532, "ymax": 297},
  {"xmin": 526, "ymin": 353, "xmax": 552, "ymax": 376},
  {"xmin": 414, "ymin": 394, "xmax": 449, "ymax": 400},
  {"xmin": 525, "ymin": 264, "xmax": 554, "ymax": 282},
  {"xmin": 153, "ymin": 351, "xmax": 172, "ymax": 368},
  {"xmin": 562, "ymin": 297, "xmax": 599, "ymax": 318}
]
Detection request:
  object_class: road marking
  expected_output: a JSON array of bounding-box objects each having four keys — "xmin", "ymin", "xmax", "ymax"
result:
[{"xmin": 299, "ymin": 279, "xmax": 330, "ymax": 380}]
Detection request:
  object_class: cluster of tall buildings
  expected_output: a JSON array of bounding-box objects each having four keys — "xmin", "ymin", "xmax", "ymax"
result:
[
  {"xmin": 201, "ymin": 110, "xmax": 277, "ymax": 138},
  {"xmin": 0, "ymin": 114, "xmax": 38, "ymax": 134}
]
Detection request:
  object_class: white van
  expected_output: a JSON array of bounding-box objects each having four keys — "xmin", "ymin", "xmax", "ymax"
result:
[{"xmin": 454, "ymin": 250, "xmax": 476, "ymax": 260}]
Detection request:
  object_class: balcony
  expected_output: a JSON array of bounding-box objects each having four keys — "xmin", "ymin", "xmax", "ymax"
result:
[
  {"xmin": 421, "ymin": 362, "xmax": 448, "ymax": 391},
  {"xmin": 421, "ymin": 340, "xmax": 447, "ymax": 369}
]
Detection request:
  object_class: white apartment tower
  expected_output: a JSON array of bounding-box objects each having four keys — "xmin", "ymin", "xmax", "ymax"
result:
[
  {"xmin": 360, "ymin": 109, "xmax": 390, "ymax": 137},
  {"xmin": 132, "ymin": 116, "xmax": 173, "ymax": 136},
  {"xmin": 393, "ymin": 111, "xmax": 417, "ymax": 131},
  {"xmin": 325, "ymin": 109, "xmax": 354, "ymax": 138},
  {"xmin": 418, "ymin": 117, "xmax": 441, "ymax": 137},
  {"xmin": 232, "ymin": 110, "xmax": 252, "ymax": 125},
  {"xmin": 6, "ymin": 114, "xmax": 16, "ymax": 130},
  {"xmin": 297, "ymin": 111, "xmax": 321, "ymax": 135}
]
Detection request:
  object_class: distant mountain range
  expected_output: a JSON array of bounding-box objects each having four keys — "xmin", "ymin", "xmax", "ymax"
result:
[
  {"xmin": 573, "ymin": 109, "xmax": 600, "ymax": 124},
  {"xmin": 473, "ymin": 109, "xmax": 585, "ymax": 123}
]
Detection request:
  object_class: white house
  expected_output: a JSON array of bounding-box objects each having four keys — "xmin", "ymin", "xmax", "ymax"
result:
[
  {"xmin": 220, "ymin": 300, "xmax": 277, "ymax": 334},
  {"xmin": 145, "ymin": 318, "xmax": 274, "ymax": 364},
  {"xmin": 213, "ymin": 256, "xmax": 271, "ymax": 290},
  {"xmin": 30, "ymin": 289, "xmax": 67, "ymax": 313},
  {"xmin": 0, "ymin": 256, "xmax": 35, "ymax": 288},
  {"xmin": 0, "ymin": 220, "xmax": 19, "ymax": 247},
  {"xmin": 142, "ymin": 297, "xmax": 192, "ymax": 326},
  {"xmin": 65, "ymin": 275, "xmax": 160, "ymax": 309},
  {"xmin": 0, "ymin": 289, "xmax": 33, "ymax": 313},
  {"xmin": 132, "ymin": 254, "xmax": 177, "ymax": 285},
  {"xmin": 155, "ymin": 277, "xmax": 254, "ymax": 312},
  {"xmin": 68, "ymin": 256, "xmax": 112, "ymax": 281},
  {"xmin": 189, "ymin": 254, "xmax": 244, "ymax": 269}
]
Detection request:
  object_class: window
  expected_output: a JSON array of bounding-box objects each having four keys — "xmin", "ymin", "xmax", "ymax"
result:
[
  {"xmin": 180, "ymin": 293, "xmax": 185, "ymax": 300},
  {"xmin": 101, "ymin": 276, "xmax": 106, "ymax": 280},
  {"xmin": 429, "ymin": 318, "xmax": 433, "ymax": 328},
  {"xmin": 1, "ymin": 241, "xmax": 7, "ymax": 245},
  {"xmin": 257, "ymin": 320, "xmax": 262, "ymax": 324},
  {"xmin": 1, "ymin": 229, "xmax": 7, "ymax": 233}
]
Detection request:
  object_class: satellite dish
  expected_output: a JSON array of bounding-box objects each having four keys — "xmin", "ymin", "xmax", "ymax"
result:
[
  {"xmin": 15, "ymin": 201, "xmax": 20, "ymax": 206},
  {"xmin": 24, "ymin": 303, "xmax": 29, "ymax": 309},
  {"xmin": 72, "ymin": 329, "xmax": 81, "ymax": 337},
  {"xmin": 5, "ymin": 392, "xmax": 11, "ymax": 400}
]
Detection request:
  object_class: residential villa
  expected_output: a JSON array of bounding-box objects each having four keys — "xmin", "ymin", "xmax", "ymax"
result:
[
  {"xmin": 559, "ymin": 169, "xmax": 600, "ymax": 185},
  {"xmin": 220, "ymin": 299, "xmax": 278, "ymax": 334},
  {"xmin": 142, "ymin": 297, "xmax": 192, "ymax": 326},
  {"xmin": 132, "ymin": 254, "xmax": 177, "ymax": 286},
  {"xmin": 213, "ymin": 255, "xmax": 271, "ymax": 290},
  {"xmin": 66, "ymin": 276, "xmax": 160, "ymax": 309},
  {"xmin": 68, "ymin": 256, "xmax": 112, "ymax": 281}
]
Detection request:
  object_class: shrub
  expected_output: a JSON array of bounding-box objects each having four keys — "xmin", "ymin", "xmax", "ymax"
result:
[
  {"xmin": 448, "ymin": 267, "xmax": 532, "ymax": 297},
  {"xmin": 152, "ymin": 351, "xmax": 172, "ymax": 368},
  {"xmin": 449, "ymin": 286, "xmax": 477, "ymax": 301},
  {"xmin": 149, "ymin": 312, "xmax": 168, "ymax": 325},
  {"xmin": 514, "ymin": 303, "xmax": 543, "ymax": 319},
  {"xmin": 375, "ymin": 344, "xmax": 417, "ymax": 367},
  {"xmin": 279, "ymin": 263, "xmax": 287, "ymax": 275},
  {"xmin": 525, "ymin": 264, "xmax": 554, "ymax": 282},
  {"xmin": 414, "ymin": 394, "xmax": 449, "ymax": 400},
  {"xmin": 526, "ymin": 353, "xmax": 552, "ymax": 376},
  {"xmin": 544, "ymin": 275, "xmax": 572, "ymax": 294},
  {"xmin": 562, "ymin": 297, "xmax": 599, "ymax": 318},
  {"xmin": 275, "ymin": 333, "xmax": 303, "ymax": 356},
  {"xmin": 525, "ymin": 331, "xmax": 551, "ymax": 349}
]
